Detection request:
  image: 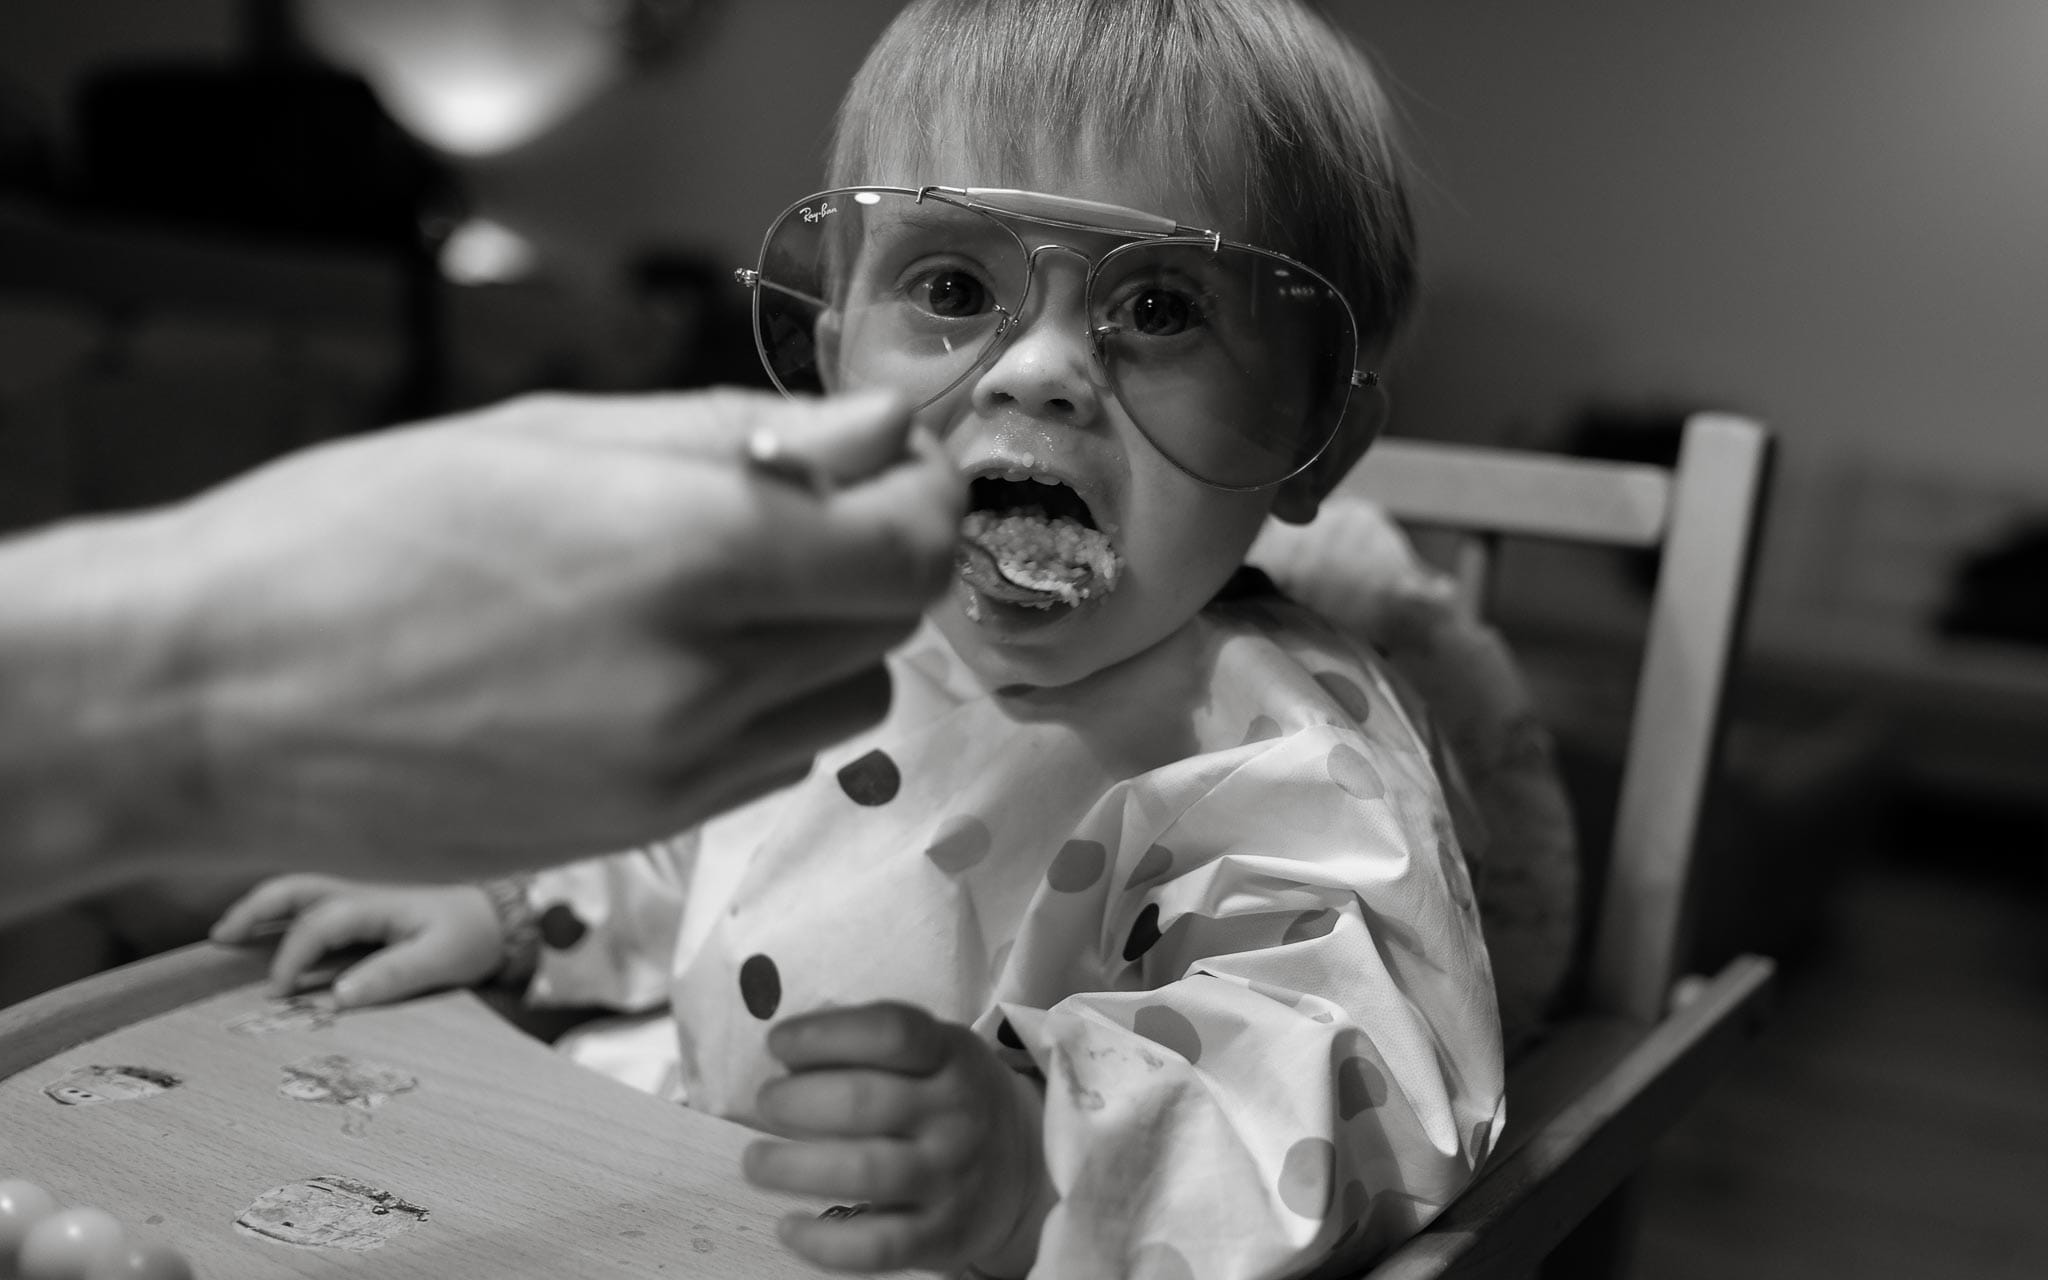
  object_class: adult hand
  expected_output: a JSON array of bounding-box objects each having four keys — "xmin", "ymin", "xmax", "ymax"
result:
[
  {"xmin": 743, "ymin": 1002, "xmax": 1054, "ymax": 1276},
  {"xmin": 3, "ymin": 387, "xmax": 961, "ymax": 912}
]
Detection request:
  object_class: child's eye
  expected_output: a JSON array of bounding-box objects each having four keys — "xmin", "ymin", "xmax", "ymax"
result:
[
  {"xmin": 1111, "ymin": 286, "xmax": 1206, "ymax": 338},
  {"xmin": 911, "ymin": 268, "xmax": 993, "ymax": 318}
]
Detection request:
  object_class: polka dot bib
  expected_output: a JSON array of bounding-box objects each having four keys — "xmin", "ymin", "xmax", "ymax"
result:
[{"xmin": 530, "ymin": 601, "xmax": 1503, "ymax": 1278}]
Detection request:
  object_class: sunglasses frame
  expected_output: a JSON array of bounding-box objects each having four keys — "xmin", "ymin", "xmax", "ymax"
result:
[{"xmin": 736, "ymin": 185, "xmax": 1380, "ymax": 491}]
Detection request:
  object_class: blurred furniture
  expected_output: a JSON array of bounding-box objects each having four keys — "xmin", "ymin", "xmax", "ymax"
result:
[
  {"xmin": 0, "ymin": 199, "xmax": 410, "ymax": 524},
  {"xmin": 1351, "ymin": 414, "xmax": 1778, "ymax": 1279},
  {"xmin": 0, "ymin": 944, "xmax": 822, "ymax": 1278}
]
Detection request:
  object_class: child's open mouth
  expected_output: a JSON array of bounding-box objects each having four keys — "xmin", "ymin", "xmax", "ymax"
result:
[{"xmin": 955, "ymin": 474, "xmax": 1122, "ymax": 611}]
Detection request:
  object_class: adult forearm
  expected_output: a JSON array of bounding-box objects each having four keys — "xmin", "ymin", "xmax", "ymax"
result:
[
  {"xmin": 0, "ymin": 390, "xmax": 957, "ymax": 913},
  {"xmin": 0, "ymin": 512, "xmax": 207, "ymax": 921}
]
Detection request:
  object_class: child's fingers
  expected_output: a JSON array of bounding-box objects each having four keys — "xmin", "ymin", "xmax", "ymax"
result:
[
  {"xmin": 326, "ymin": 936, "xmax": 456, "ymax": 1008},
  {"xmin": 755, "ymin": 1068, "xmax": 926, "ymax": 1138},
  {"xmin": 265, "ymin": 900, "xmax": 398, "ymax": 997},
  {"xmin": 209, "ymin": 874, "xmax": 342, "ymax": 942},
  {"xmin": 765, "ymin": 1001, "xmax": 950, "ymax": 1075},
  {"xmin": 772, "ymin": 1201, "xmax": 936, "ymax": 1275},
  {"xmin": 742, "ymin": 1135, "xmax": 930, "ymax": 1205}
]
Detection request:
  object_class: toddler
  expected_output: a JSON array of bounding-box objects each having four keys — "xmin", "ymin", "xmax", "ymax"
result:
[{"xmin": 214, "ymin": 2, "xmax": 1505, "ymax": 1276}]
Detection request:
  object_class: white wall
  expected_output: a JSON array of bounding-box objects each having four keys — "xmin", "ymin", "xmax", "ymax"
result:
[
  {"xmin": 1353, "ymin": 1, "xmax": 2048, "ymax": 475},
  {"xmin": 1343, "ymin": 1, "xmax": 2048, "ymax": 639}
]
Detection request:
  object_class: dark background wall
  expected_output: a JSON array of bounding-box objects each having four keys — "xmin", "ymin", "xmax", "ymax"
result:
[{"xmin": 10, "ymin": 0, "xmax": 2047, "ymax": 651}]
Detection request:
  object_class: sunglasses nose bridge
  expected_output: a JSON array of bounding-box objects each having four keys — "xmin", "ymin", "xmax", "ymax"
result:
[{"xmin": 990, "ymin": 241, "xmax": 1111, "ymax": 371}]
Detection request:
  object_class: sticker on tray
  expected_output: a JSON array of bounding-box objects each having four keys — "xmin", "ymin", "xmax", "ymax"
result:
[
  {"xmin": 44, "ymin": 1064, "xmax": 182, "ymax": 1106},
  {"xmin": 226, "ymin": 996, "xmax": 338, "ymax": 1035},
  {"xmin": 235, "ymin": 1175, "xmax": 428, "ymax": 1251},
  {"xmin": 279, "ymin": 1054, "xmax": 417, "ymax": 1135}
]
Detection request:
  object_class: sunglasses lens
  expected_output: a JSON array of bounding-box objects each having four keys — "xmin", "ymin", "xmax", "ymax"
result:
[
  {"xmin": 1093, "ymin": 243, "xmax": 1358, "ymax": 489},
  {"xmin": 747, "ymin": 190, "xmax": 1361, "ymax": 489},
  {"xmin": 752, "ymin": 190, "xmax": 1018, "ymax": 403}
]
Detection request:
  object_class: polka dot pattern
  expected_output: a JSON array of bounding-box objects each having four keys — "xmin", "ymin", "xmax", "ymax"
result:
[
  {"xmin": 1278, "ymin": 1137, "xmax": 1336, "ymax": 1218},
  {"xmin": 924, "ymin": 815, "xmax": 992, "ymax": 873},
  {"xmin": 1125, "ymin": 843, "xmax": 1174, "ymax": 891},
  {"xmin": 1123, "ymin": 903, "xmax": 1163, "ymax": 962},
  {"xmin": 1241, "ymin": 714, "xmax": 1281, "ymax": 745},
  {"xmin": 1325, "ymin": 743, "xmax": 1385, "ymax": 800},
  {"xmin": 1047, "ymin": 839, "xmax": 1108, "ymax": 893},
  {"xmin": 1340, "ymin": 1178, "xmax": 1371, "ymax": 1226},
  {"xmin": 1314, "ymin": 672, "xmax": 1374, "ymax": 722},
  {"xmin": 1282, "ymin": 907, "xmax": 1340, "ymax": 945},
  {"xmin": 537, "ymin": 903, "xmax": 587, "ymax": 950},
  {"xmin": 1337, "ymin": 1055, "xmax": 1389, "ymax": 1118},
  {"xmin": 739, "ymin": 954, "xmax": 781, "ymax": 1019},
  {"xmin": 836, "ymin": 749, "xmax": 901, "ymax": 806},
  {"xmin": 1133, "ymin": 1004, "xmax": 1203, "ymax": 1065}
]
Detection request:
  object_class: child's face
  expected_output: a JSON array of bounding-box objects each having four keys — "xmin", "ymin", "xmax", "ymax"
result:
[{"xmin": 851, "ymin": 134, "xmax": 1324, "ymax": 692}]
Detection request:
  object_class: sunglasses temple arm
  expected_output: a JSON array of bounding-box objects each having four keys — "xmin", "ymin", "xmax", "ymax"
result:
[{"xmin": 749, "ymin": 279, "xmax": 832, "ymax": 311}]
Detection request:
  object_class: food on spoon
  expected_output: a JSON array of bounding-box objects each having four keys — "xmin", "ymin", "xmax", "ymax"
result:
[{"xmin": 959, "ymin": 507, "xmax": 1121, "ymax": 607}]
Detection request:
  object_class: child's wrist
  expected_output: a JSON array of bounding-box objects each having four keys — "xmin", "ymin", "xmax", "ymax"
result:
[
  {"xmin": 480, "ymin": 875, "xmax": 540, "ymax": 985},
  {"xmin": 972, "ymin": 1066, "xmax": 1055, "ymax": 1279}
]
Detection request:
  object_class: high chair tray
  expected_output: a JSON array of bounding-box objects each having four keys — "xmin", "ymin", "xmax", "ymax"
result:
[{"xmin": 0, "ymin": 941, "xmax": 836, "ymax": 1278}]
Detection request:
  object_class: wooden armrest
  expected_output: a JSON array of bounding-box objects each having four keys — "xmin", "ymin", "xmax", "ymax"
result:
[
  {"xmin": 1361, "ymin": 953, "xmax": 1776, "ymax": 1280},
  {"xmin": 0, "ymin": 941, "xmax": 268, "ymax": 1083}
]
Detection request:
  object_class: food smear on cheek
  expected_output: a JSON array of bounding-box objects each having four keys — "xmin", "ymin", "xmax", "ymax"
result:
[{"xmin": 958, "ymin": 508, "xmax": 1122, "ymax": 608}]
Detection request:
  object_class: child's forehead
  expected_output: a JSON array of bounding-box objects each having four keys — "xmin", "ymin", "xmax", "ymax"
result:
[{"xmin": 863, "ymin": 123, "xmax": 1248, "ymax": 239}]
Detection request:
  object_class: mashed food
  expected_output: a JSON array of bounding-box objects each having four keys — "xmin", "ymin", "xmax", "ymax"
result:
[{"xmin": 960, "ymin": 508, "xmax": 1122, "ymax": 606}]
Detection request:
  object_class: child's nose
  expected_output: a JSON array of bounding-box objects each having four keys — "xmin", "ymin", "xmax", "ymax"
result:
[{"xmin": 971, "ymin": 257, "xmax": 1104, "ymax": 425}]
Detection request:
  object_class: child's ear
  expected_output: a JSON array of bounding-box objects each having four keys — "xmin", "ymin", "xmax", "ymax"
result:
[{"xmin": 1270, "ymin": 384, "xmax": 1389, "ymax": 525}]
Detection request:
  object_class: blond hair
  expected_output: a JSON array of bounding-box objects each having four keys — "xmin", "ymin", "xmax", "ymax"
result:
[{"xmin": 828, "ymin": 0, "xmax": 1416, "ymax": 347}]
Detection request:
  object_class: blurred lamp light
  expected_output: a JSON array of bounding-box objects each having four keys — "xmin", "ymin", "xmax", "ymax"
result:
[
  {"xmin": 297, "ymin": 0, "xmax": 633, "ymax": 157},
  {"xmin": 439, "ymin": 216, "xmax": 540, "ymax": 284}
]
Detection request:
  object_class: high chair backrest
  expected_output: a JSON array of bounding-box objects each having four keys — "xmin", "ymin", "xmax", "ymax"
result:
[
  {"xmin": 1345, "ymin": 412, "xmax": 1777, "ymax": 1279},
  {"xmin": 1352, "ymin": 413, "xmax": 1771, "ymax": 1024}
]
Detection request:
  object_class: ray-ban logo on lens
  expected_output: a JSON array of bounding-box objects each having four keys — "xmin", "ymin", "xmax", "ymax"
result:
[{"xmin": 801, "ymin": 201, "xmax": 839, "ymax": 223}]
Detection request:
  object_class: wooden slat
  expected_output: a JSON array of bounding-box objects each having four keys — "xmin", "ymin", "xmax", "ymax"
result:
[
  {"xmin": 1590, "ymin": 416, "xmax": 1772, "ymax": 1020},
  {"xmin": 1363, "ymin": 955, "xmax": 1776, "ymax": 1280},
  {"xmin": 1352, "ymin": 439, "xmax": 1674, "ymax": 549},
  {"xmin": 0, "ymin": 941, "xmax": 267, "ymax": 1082}
]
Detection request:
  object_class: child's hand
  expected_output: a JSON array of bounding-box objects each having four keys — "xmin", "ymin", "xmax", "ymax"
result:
[
  {"xmin": 743, "ymin": 1002, "xmax": 1053, "ymax": 1276},
  {"xmin": 209, "ymin": 875, "xmax": 504, "ymax": 1008}
]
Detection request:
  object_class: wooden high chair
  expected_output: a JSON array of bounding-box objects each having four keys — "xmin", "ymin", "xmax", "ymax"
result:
[{"xmin": 1348, "ymin": 413, "xmax": 1778, "ymax": 1278}]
